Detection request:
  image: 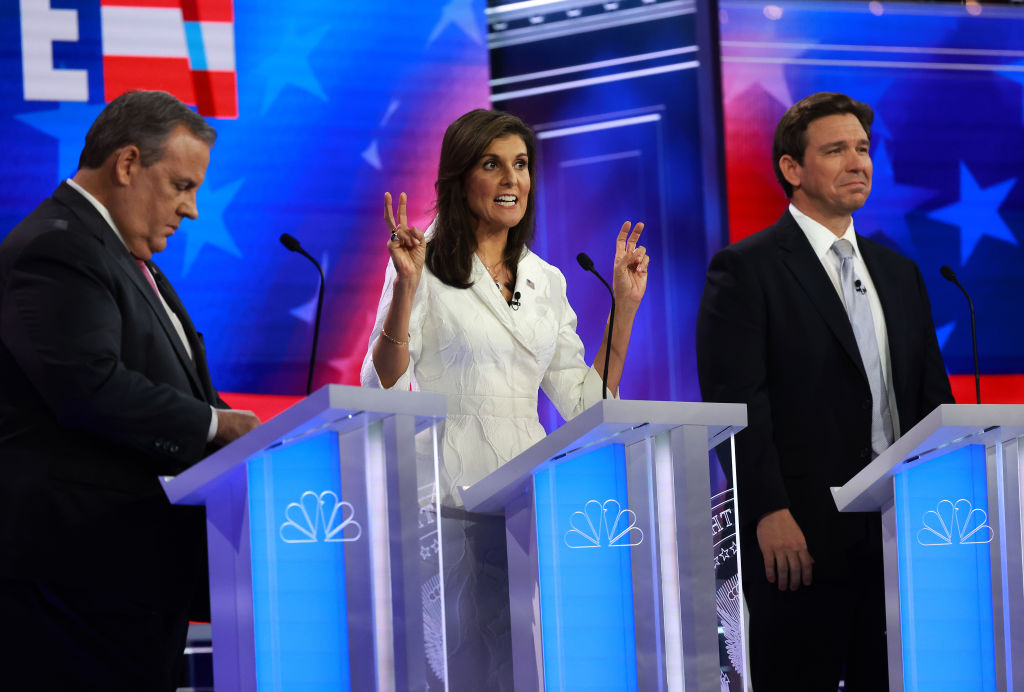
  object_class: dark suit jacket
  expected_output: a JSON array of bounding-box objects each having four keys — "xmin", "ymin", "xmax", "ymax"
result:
[
  {"xmin": 696, "ymin": 210, "xmax": 953, "ymax": 577},
  {"xmin": 0, "ymin": 182, "xmax": 225, "ymax": 660}
]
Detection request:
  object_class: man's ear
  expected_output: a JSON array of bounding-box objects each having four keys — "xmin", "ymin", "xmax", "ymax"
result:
[
  {"xmin": 778, "ymin": 154, "xmax": 802, "ymax": 190},
  {"xmin": 111, "ymin": 145, "xmax": 141, "ymax": 186}
]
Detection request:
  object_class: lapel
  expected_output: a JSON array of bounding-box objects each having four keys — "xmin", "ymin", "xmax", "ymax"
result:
[
  {"xmin": 53, "ymin": 182, "xmax": 207, "ymax": 398},
  {"xmin": 147, "ymin": 260, "xmax": 209, "ymax": 398},
  {"xmin": 467, "ymin": 251, "xmax": 539, "ymax": 358},
  {"xmin": 774, "ymin": 211, "xmax": 868, "ymax": 383}
]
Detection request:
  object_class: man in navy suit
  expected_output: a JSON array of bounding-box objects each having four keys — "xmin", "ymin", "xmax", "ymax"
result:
[
  {"xmin": 0, "ymin": 91, "xmax": 260, "ymax": 690},
  {"xmin": 697, "ymin": 92, "xmax": 953, "ymax": 690}
]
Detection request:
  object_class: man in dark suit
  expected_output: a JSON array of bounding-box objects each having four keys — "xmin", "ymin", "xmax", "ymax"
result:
[
  {"xmin": 0, "ymin": 91, "xmax": 260, "ymax": 690},
  {"xmin": 696, "ymin": 92, "xmax": 953, "ymax": 690}
]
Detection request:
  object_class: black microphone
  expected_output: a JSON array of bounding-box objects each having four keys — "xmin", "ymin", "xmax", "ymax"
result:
[
  {"xmin": 854, "ymin": 279, "xmax": 866, "ymax": 295},
  {"xmin": 576, "ymin": 252, "xmax": 613, "ymax": 399},
  {"xmin": 940, "ymin": 265, "xmax": 980, "ymax": 404},
  {"xmin": 510, "ymin": 291, "xmax": 521, "ymax": 310},
  {"xmin": 280, "ymin": 233, "xmax": 325, "ymax": 396}
]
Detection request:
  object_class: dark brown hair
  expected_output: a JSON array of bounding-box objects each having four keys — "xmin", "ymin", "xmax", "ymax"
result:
[
  {"xmin": 427, "ymin": 109, "xmax": 536, "ymax": 288},
  {"xmin": 78, "ymin": 90, "xmax": 217, "ymax": 170},
  {"xmin": 772, "ymin": 92, "xmax": 873, "ymax": 198}
]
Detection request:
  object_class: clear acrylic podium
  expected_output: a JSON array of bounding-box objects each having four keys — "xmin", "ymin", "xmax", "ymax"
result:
[
  {"xmin": 162, "ymin": 385, "xmax": 448, "ymax": 692},
  {"xmin": 832, "ymin": 404, "xmax": 1024, "ymax": 692},
  {"xmin": 461, "ymin": 399, "xmax": 746, "ymax": 692}
]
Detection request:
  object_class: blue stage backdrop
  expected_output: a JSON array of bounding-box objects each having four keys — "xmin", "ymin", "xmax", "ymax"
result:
[
  {"xmin": 486, "ymin": 0, "xmax": 725, "ymax": 430},
  {"xmin": 719, "ymin": 0, "xmax": 1024, "ymax": 378},
  {"xmin": 2, "ymin": 0, "xmax": 490, "ymax": 396}
]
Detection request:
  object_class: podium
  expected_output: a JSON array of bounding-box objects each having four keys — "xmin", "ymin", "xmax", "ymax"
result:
[
  {"xmin": 460, "ymin": 399, "xmax": 746, "ymax": 691},
  {"xmin": 832, "ymin": 404, "xmax": 1024, "ymax": 692},
  {"xmin": 163, "ymin": 385, "xmax": 447, "ymax": 692}
]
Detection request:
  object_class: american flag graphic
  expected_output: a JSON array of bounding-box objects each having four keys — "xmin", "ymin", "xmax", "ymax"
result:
[{"xmin": 100, "ymin": 0, "xmax": 237, "ymax": 118}]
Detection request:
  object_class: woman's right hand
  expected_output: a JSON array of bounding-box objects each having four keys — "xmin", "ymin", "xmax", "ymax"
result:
[{"xmin": 385, "ymin": 192, "xmax": 425, "ymax": 289}]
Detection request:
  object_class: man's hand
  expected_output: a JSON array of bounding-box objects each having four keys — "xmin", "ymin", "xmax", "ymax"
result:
[
  {"xmin": 756, "ymin": 508, "xmax": 814, "ymax": 591},
  {"xmin": 214, "ymin": 409, "xmax": 260, "ymax": 445}
]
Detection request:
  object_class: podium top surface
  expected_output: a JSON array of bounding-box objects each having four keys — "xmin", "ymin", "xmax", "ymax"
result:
[
  {"xmin": 163, "ymin": 384, "xmax": 445, "ymax": 505},
  {"xmin": 461, "ymin": 399, "xmax": 746, "ymax": 513},
  {"xmin": 833, "ymin": 404, "xmax": 1024, "ymax": 512}
]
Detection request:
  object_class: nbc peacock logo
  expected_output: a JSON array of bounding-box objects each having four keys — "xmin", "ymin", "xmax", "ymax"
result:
[
  {"xmin": 279, "ymin": 490, "xmax": 362, "ymax": 544},
  {"xmin": 917, "ymin": 498, "xmax": 993, "ymax": 547},
  {"xmin": 563, "ymin": 499, "xmax": 644, "ymax": 549}
]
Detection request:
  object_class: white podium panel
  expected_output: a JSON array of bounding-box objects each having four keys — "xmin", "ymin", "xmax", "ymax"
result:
[{"xmin": 164, "ymin": 385, "xmax": 447, "ymax": 691}]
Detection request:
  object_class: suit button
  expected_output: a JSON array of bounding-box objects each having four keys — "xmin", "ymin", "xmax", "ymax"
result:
[
  {"xmin": 169, "ymin": 444, "xmax": 180, "ymax": 454},
  {"xmin": 154, "ymin": 440, "xmax": 164, "ymax": 449}
]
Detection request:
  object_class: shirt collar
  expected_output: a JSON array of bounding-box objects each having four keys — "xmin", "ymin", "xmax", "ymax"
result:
[
  {"xmin": 65, "ymin": 178, "xmax": 130, "ymax": 253},
  {"xmin": 789, "ymin": 203, "xmax": 861, "ymax": 261}
]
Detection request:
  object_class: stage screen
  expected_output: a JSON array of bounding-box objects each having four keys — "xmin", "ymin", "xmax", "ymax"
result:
[
  {"xmin": 719, "ymin": 0, "xmax": 1024, "ymax": 379},
  {"xmin": 2, "ymin": 0, "xmax": 490, "ymax": 396}
]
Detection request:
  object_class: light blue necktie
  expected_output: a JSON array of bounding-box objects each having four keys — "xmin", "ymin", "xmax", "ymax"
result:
[{"xmin": 831, "ymin": 239, "xmax": 894, "ymax": 456}]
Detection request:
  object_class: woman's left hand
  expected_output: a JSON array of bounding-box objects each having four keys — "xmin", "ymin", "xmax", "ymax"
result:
[{"xmin": 612, "ymin": 221, "xmax": 648, "ymax": 312}]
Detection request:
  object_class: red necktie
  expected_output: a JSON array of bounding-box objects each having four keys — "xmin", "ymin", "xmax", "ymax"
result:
[{"xmin": 135, "ymin": 258, "xmax": 159, "ymax": 296}]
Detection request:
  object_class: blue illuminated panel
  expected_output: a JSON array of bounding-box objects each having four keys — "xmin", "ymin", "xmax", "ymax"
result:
[
  {"xmin": 894, "ymin": 445, "xmax": 996, "ymax": 691},
  {"xmin": 533, "ymin": 444, "xmax": 639, "ymax": 690},
  {"xmin": 248, "ymin": 432, "xmax": 353, "ymax": 690}
]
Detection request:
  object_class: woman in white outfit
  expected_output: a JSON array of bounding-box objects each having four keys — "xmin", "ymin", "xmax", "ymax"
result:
[{"xmin": 361, "ymin": 109, "xmax": 649, "ymax": 490}]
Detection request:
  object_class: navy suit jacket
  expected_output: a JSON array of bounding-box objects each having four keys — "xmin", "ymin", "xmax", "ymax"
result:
[
  {"xmin": 0, "ymin": 181, "xmax": 224, "ymax": 620},
  {"xmin": 696, "ymin": 210, "xmax": 953, "ymax": 575}
]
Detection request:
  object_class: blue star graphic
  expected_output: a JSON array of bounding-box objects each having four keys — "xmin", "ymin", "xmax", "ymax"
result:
[
  {"xmin": 290, "ymin": 252, "xmax": 330, "ymax": 324},
  {"xmin": 935, "ymin": 321, "xmax": 955, "ymax": 350},
  {"xmin": 927, "ymin": 162, "xmax": 1018, "ymax": 265},
  {"xmin": 870, "ymin": 110, "xmax": 892, "ymax": 142},
  {"xmin": 428, "ymin": 0, "xmax": 483, "ymax": 45},
  {"xmin": 858, "ymin": 138, "xmax": 935, "ymax": 254},
  {"xmin": 259, "ymin": 24, "xmax": 331, "ymax": 114},
  {"xmin": 16, "ymin": 103, "xmax": 105, "ymax": 181},
  {"xmin": 181, "ymin": 178, "xmax": 244, "ymax": 275}
]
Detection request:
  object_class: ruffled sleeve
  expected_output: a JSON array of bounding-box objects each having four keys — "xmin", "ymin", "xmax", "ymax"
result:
[{"xmin": 359, "ymin": 255, "xmax": 428, "ymax": 391}]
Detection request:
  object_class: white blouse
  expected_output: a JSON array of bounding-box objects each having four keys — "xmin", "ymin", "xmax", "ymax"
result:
[{"xmin": 360, "ymin": 248, "xmax": 608, "ymax": 492}]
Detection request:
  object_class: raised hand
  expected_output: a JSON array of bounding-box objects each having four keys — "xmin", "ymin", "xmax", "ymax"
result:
[
  {"xmin": 385, "ymin": 192, "xmax": 425, "ymax": 288},
  {"xmin": 611, "ymin": 221, "xmax": 649, "ymax": 312}
]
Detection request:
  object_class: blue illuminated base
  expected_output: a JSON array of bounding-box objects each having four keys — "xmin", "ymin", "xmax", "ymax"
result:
[
  {"xmin": 534, "ymin": 444, "xmax": 641, "ymax": 690},
  {"xmin": 894, "ymin": 445, "xmax": 996, "ymax": 691}
]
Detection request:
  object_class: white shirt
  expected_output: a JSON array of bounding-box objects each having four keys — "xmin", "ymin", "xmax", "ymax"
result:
[
  {"xmin": 65, "ymin": 178, "xmax": 218, "ymax": 442},
  {"xmin": 789, "ymin": 203, "xmax": 901, "ymax": 438}
]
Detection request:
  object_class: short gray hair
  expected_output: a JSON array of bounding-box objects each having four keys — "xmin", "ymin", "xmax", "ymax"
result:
[{"xmin": 78, "ymin": 90, "xmax": 217, "ymax": 170}]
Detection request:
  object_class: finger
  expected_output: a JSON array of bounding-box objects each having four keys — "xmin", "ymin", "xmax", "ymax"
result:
[
  {"xmin": 409, "ymin": 226, "xmax": 424, "ymax": 246},
  {"xmin": 398, "ymin": 192, "xmax": 408, "ymax": 229},
  {"xmin": 632, "ymin": 246, "xmax": 647, "ymax": 262},
  {"xmin": 776, "ymin": 551, "xmax": 791, "ymax": 591},
  {"xmin": 799, "ymin": 550, "xmax": 814, "ymax": 586},
  {"xmin": 626, "ymin": 222, "xmax": 644, "ymax": 252},
  {"xmin": 403, "ymin": 227, "xmax": 420, "ymax": 249},
  {"xmin": 763, "ymin": 551, "xmax": 776, "ymax": 584},
  {"xmin": 639, "ymin": 255, "xmax": 650, "ymax": 274},
  {"xmin": 787, "ymin": 551, "xmax": 805, "ymax": 591},
  {"xmin": 616, "ymin": 221, "xmax": 631, "ymax": 251},
  {"xmin": 384, "ymin": 192, "xmax": 397, "ymax": 230}
]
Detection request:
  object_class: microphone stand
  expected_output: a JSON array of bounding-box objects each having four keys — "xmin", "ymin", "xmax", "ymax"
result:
[
  {"xmin": 577, "ymin": 253, "xmax": 613, "ymax": 399},
  {"xmin": 281, "ymin": 234, "xmax": 325, "ymax": 396},
  {"xmin": 940, "ymin": 265, "xmax": 980, "ymax": 404}
]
